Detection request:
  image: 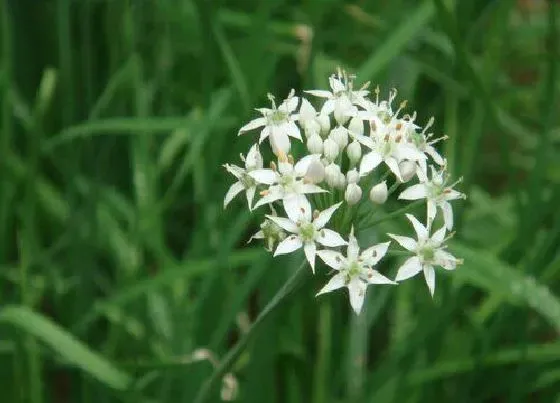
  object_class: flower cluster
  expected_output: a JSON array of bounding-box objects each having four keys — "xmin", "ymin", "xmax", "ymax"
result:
[{"xmin": 224, "ymin": 70, "xmax": 465, "ymax": 314}]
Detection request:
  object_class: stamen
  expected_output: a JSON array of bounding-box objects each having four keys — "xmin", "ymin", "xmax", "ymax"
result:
[{"xmin": 260, "ymin": 190, "xmax": 269, "ymax": 196}]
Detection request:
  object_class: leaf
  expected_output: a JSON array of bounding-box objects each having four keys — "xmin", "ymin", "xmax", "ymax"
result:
[
  {"xmin": 0, "ymin": 306, "xmax": 132, "ymax": 391},
  {"xmin": 451, "ymin": 242, "xmax": 560, "ymax": 333}
]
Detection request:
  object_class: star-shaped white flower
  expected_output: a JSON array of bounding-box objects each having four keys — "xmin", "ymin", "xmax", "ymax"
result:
[
  {"xmin": 357, "ymin": 127, "xmax": 426, "ymax": 180},
  {"xmin": 398, "ymin": 166, "xmax": 465, "ymax": 230},
  {"xmin": 388, "ymin": 214, "xmax": 462, "ymax": 296},
  {"xmin": 223, "ymin": 144, "xmax": 263, "ymax": 209},
  {"xmin": 249, "ymin": 153, "xmax": 326, "ymax": 210},
  {"xmin": 403, "ymin": 116, "xmax": 445, "ymax": 171},
  {"xmin": 305, "ymin": 70, "xmax": 369, "ymax": 119},
  {"xmin": 267, "ymin": 202, "xmax": 347, "ymax": 271},
  {"xmin": 316, "ymin": 229, "xmax": 394, "ymax": 314},
  {"xmin": 238, "ymin": 90, "xmax": 301, "ymax": 155}
]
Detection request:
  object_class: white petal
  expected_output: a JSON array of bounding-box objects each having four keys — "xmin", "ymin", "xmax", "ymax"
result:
[
  {"xmin": 347, "ymin": 233, "xmax": 360, "ymax": 261},
  {"xmin": 361, "ymin": 241, "xmax": 391, "ymax": 266},
  {"xmin": 395, "ymin": 144, "xmax": 426, "ymax": 162},
  {"xmin": 283, "ymin": 195, "xmax": 312, "ymax": 223},
  {"xmin": 259, "ymin": 126, "xmax": 271, "ymax": 143},
  {"xmin": 434, "ymin": 250, "xmax": 458, "ymax": 270},
  {"xmin": 245, "ymin": 144, "xmax": 263, "ymax": 170},
  {"xmin": 299, "ymin": 183, "xmax": 327, "ymax": 194},
  {"xmin": 266, "ymin": 215, "xmax": 298, "ymax": 233},
  {"xmin": 274, "ymin": 235, "xmax": 303, "ymax": 256},
  {"xmin": 316, "ymin": 273, "xmax": 346, "ymax": 295},
  {"xmin": 423, "ymin": 265, "xmax": 436, "ymax": 297},
  {"xmin": 280, "ymin": 94, "xmax": 299, "ymax": 113},
  {"xmin": 270, "ymin": 128, "xmax": 291, "ymax": 155},
  {"xmin": 317, "ymin": 229, "xmax": 347, "ymax": 247},
  {"xmin": 399, "ymin": 184, "xmax": 427, "ymax": 201},
  {"xmin": 321, "ymin": 99, "xmax": 336, "ymax": 115},
  {"xmin": 247, "ymin": 230, "xmax": 264, "ymax": 243},
  {"xmin": 385, "ymin": 157, "xmax": 403, "ymax": 182},
  {"xmin": 431, "ymin": 226, "xmax": 446, "ymax": 245},
  {"xmin": 224, "ymin": 163, "xmax": 244, "ymax": 179},
  {"xmin": 316, "ymin": 250, "xmax": 346, "ymax": 271},
  {"xmin": 305, "ymin": 90, "xmax": 333, "ymax": 98},
  {"xmin": 427, "ymin": 200, "xmax": 437, "ymax": 227},
  {"xmin": 224, "ymin": 182, "xmax": 244, "ymax": 208},
  {"xmin": 441, "ymin": 201, "xmax": 454, "ymax": 230},
  {"xmin": 253, "ymin": 190, "xmax": 283, "ymax": 209},
  {"xmin": 406, "ymin": 214, "xmax": 429, "ymax": 241},
  {"xmin": 367, "ymin": 270, "xmax": 396, "ymax": 285},
  {"xmin": 284, "ymin": 121, "xmax": 302, "ymax": 140},
  {"xmin": 355, "ymin": 134, "xmax": 375, "ymax": 149},
  {"xmin": 313, "ymin": 202, "xmax": 342, "ymax": 229},
  {"xmin": 248, "ymin": 169, "xmax": 278, "ymax": 185},
  {"xmin": 395, "ymin": 256, "xmax": 423, "ymax": 281},
  {"xmin": 359, "ymin": 152, "xmax": 382, "ymax": 175},
  {"xmin": 417, "ymin": 166, "xmax": 429, "ymax": 182},
  {"xmin": 347, "ymin": 278, "xmax": 367, "ymax": 315},
  {"xmin": 304, "ymin": 242, "xmax": 317, "ymax": 272},
  {"xmin": 387, "ymin": 234, "xmax": 417, "ymax": 252},
  {"xmin": 239, "ymin": 117, "xmax": 266, "ymax": 134},
  {"xmin": 246, "ymin": 186, "xmax": 256, "ymax": 209},
  {"xmin": 426, "ymin": 145, "xmax": 445, "ymax": 165}
]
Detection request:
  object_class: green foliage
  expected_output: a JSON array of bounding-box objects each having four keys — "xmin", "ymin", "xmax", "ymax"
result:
[{"xmin": 0, "ymin": 0, "xmax": 558, "ymax": 402}]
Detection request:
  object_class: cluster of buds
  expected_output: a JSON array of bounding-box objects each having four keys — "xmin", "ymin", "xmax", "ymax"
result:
[{"xmin": 224, "ymin": 69, "xmax": 465, "ymax": 314}]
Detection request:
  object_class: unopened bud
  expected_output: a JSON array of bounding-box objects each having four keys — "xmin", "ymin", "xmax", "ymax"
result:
[
  {"xmin": 323, "ymin": 138, "xmax": 339, "ymax": 161},
  {"xmin": 399, "ymin": 160, "xmax": 417, "ymax": 182},
  {"xmin": 306, "ymin": 134, "xmax": 324, "ymax": 154},
  {"xmin": 336, "ymin": 172, "xmax": 346, "ymax": 190},
  {"xmin": 348, "ymin": 116, "xmax": 364, "ymax": 136},
  {"xmin": 305, "ymin": 159, "xmax": 325, "ymax": 184},
  {"xmin": 369, "ymin": 181, "xmax": 388, "ymax": 204},
  {"xmin": 317, "ymin": 114, "xmax": 331, "ymax": 137},
  {"xmin": 345, "ymin": 183, "xmax": 362, "ymax": 205},
  {"xmin": 304, "ymin": 119, "xmax": 321, "ymax": 138},
  {"xmin": 347, "ymin": 141, "xmax": 362, "ymax": 165},
  {"xmin": 330, "ymin": 126, "xmax": 349, "ymax": 149},
  {"xmin": 325, "ymin": 163, "xmax": 341, "ymax": 187},
  {"xmin": 346, "ymin": 169, "xmax": 359, "ymax": 184}
]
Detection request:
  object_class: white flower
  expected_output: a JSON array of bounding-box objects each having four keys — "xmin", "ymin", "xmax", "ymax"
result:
[
  {"xmin": 346, "ymin": 169, "xmax": 359, "ymax": 184},
  {"xmin": 404, "ymin": 116, "xmax": 446, "ymax": 170},
  {"xmin": 348, "ymin": 116, "xmax": 364, "ymax": 136},
  {"xmin": 389, "ymin": 214, "xmax": 462, "ymax": 296},
  {"xmin": 398, "ymin": 166, "xmax": 465, "ymax": 230},
  {"xmin": 369, "ymin": 181, "xmax": 388, "ymax": 204},
  {"xmin": 238, "ymin": 90, "xmax": 301, "ymax": 155},
  {"xmin": 324, "ymin": 163, "xmax": 341, "ymax": 187},
  {"xmin": 323, "ymin": 137, "xmax": 339, "ymax": 162},
  {"xmin": 267, "ymin": 202, "xmax": 347, "ymax": 271},
  {"xmin": 223, "ymin": 144, "xmax": 263, "ymax": 209},
  {"xmin": 249, "ymin": 153, "xmax": 326, "ymax": 210},
  {"xmin": 398, "ymin": 160, "xmax": 417, "ymax": 183},
  {"xmin": 329, "ymin": 126, "xmax": 349, "ymax": 149},
  {"xmin": 316, "ymin": 229, "xmax": 394, "ymax": 314},
  {"xmin": 248, "ymin": 214, "xmax": 286, "ymax": 252},
  {"xmin": 358, "ymin": 131, "xmax": 426, "ymax": 180},
  {"xmin": 304, "ymin": 159, "xmax": 325, "ymax": 184},
  {"xmin": 305, "ymin": 70, "xmax": 369, "ymax": 121},
  {"xmin": 299, "ymin": 98, "xmax": 322, "ymax": 138}
]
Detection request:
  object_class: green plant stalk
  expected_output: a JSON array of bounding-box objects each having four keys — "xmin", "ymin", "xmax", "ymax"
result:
[
  {"xmin": 313, "ymin": 299, "xmax": 332, "ymax": 403},
  {"xmin": 193, "ymin": 261, "xmax": 307, "ymax": 403}
]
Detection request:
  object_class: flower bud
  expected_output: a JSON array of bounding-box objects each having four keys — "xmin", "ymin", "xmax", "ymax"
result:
[
  {"xmin": 346, "ymin": 169, "xmax": 359, "ymax": 184},
  {"xmin": 304, "ymin": 120, "xmax": 321, "ymax": 139},
  {"xmin": 336, "ymin": 172, "xmax": 346, "ymax": 190},
  {"xmin": 307, "ymin": 134, "xmax": 324, "ymax": 154},
  {"xmin": 369, "ymin": 181, "xmax": 388, "ymax": 204},
  {"xmin": 330, "ymin": 126, "xmax": 349, "ymax": 149},
  {"xmin": 244, "ymin": 145, "xmax": 263, "ymax": 171},
  {"xmin": 305, "ymin": 159, "xmax": 325, "ymax": 184},
  {"xmin": 348, "ymin": 116, "xmax": 364, "ymax": 136},
  {"xmin": 317, "ymin": 114, "xmax": 331, "ymax": 137},
  {"xmin": 347, "ymin": 141, "xmax": 362, "ymax": 165},
  {"xmin": 334, "ymin": 97, "xmax": 353, "ymax": 125},
  {"xmin": 345, "ymin": 183, "xmax": 362, "ymax": 205},
  {"xmin": 399, "ymin": 160, "xmax": 416, "ymax": 182},
  {"xmin": 323, "ymin": 138, "xmax": 339, "ymax": 161},
  {"xmin": 325, "ymin": 163, "xmax": 341, "ymax": 187}
]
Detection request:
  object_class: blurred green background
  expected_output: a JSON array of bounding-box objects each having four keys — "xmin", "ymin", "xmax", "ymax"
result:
[{"xmin": 1, "ymin": 0, "xmax": 559, "ymax": 402}]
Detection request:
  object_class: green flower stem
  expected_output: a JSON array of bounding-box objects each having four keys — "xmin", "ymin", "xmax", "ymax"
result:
[
  {"xmin": 193, "ymin": 261, "xmax": 308, "ymax": 403},
  {"xmin": 360, "ymin": 200, "xmax": 423, "ymax": 229}
]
